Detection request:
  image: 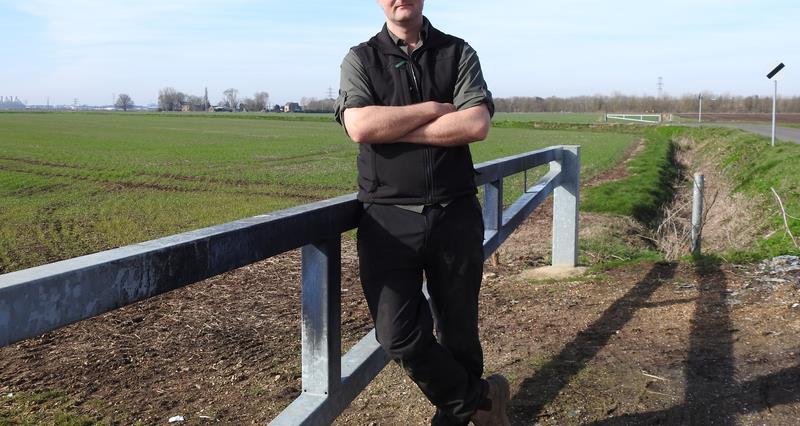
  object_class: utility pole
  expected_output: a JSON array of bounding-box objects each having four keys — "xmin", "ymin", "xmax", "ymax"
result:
[
  {"xmin": 766, "ymin": 63, "xmax": 785, "ymax": 147},
  {"xmin": 657, "ymin": 76, "xmax": 663, "ymax": 98},
  {"xmin": 698, "ymin": 93, "xmax": 702, "ymax": 123}
]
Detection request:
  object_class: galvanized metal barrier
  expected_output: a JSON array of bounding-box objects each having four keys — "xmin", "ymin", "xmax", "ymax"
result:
[{"xmin": 0, "ymin": 145, "xmax": 580, "ymax": 425}]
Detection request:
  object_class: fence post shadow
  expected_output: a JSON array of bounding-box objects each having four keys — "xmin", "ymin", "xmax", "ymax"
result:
[
  {"xmin": 510, "ymin": 262, "xmax": 678, "ymax": 423},
  {"xmin": 681, "ymin": 257, "xmax": 736, "ymax": 424},
  {"xmin": 587, "ymin": 258, "xmax": 800, "ymax": 425}
]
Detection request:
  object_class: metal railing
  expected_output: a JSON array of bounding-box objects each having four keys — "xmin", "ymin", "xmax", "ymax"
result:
[{"xmin": 0, "ymin": 145, "xmax": 580, "ymax": 425}]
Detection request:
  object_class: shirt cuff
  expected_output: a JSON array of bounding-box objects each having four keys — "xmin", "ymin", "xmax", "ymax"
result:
[
  {"xmin": 334, "ymin": 90, "xmax": 373, "ymax": 126},
  {"xmin": 458, "ymin": 90, "xmax": 495, "ymax": 117}
]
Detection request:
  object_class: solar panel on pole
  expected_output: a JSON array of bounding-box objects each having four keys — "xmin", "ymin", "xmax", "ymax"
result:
[{"xmin": 767, "ymin": 63, "xmax": 785, "ymax": 148}]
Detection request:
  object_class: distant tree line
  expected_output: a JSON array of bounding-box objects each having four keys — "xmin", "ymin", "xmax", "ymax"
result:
[
  {"xmin": 494, "ymin": 94, "xmax": 800, "ymax": 113},
  {"xmin": 157, "ymin": 87, "xmax": 269, "ymax": 112},
  {"xmin": 300, "ymin": 97, "xmax": 335, "ymax": 113},
  {"xmin": 0, "ymin": 96, "xmax": 26, "ymax": 110},
  {"xmin": 145, "ymin": 88, "xmax": 800, "ymax": 114}
]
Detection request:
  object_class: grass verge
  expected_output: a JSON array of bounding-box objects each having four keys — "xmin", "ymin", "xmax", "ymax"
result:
[
  {"xmin": 580, "ymin": 227, "xmax": 662, "ymax": 271},
  {"xmin": 0, "ymin": 390, "xmax": 101, "ymax": 426},
  {"xmin": 571, "ymin": 127, "xmax": 685, "ymax": 270},
  {"xmin": 581, "ymin": 127, "xmax": 679, "ymax": 227},
  {"xmin": 492, "ymin": 120, "xmax": 649, "ymax": 134}
]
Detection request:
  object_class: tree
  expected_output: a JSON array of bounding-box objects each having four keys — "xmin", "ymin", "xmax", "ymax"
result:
[
  {"xmin": 223, "ymin": 88, "xmax": 239, "ymax": 110},
  {"xmin": 301, "ymin": 97, "xmax": 335, "ymax": 113},
  {"xmin": 158, "ymin": 87, "xmax": 184, "ymax": 111},
  {"xmin": 242, "ymin": 97, "xmax": 256, "ymax": 112},
  {"xmin": 253, "ymin": 91, "xmax": 269, "ymax": 111},
  {"xmin": 241, "ymin": 92, "xmax": 270, "ymax": 112},
  {"xmin": 115, "ymin": 94, "xmax": 134, "ymax": 111},
  {"xmin": 185, "ymin": 95, "xmax": 205, "ymax": 111}
]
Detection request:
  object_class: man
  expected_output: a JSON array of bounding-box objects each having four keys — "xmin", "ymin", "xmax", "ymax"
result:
[{"xmin": 334, "ymin": 1, "xmax": 509, "ymax": 424}]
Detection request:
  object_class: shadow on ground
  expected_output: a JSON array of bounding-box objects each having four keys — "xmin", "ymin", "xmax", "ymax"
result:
[{"xmin": 510, "ymin": 260, "xmax": 800, "ymax": 425}]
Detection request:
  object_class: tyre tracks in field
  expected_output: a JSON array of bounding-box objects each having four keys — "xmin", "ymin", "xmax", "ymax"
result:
[{"xmin": 0, "ymin": 155, "xmax": 346, "ymax": 201}]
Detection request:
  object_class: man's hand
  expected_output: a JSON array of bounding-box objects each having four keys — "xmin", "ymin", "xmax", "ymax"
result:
[{"xmin": 342, "ymin": 101, "xmax": 455, "ymax": 144}]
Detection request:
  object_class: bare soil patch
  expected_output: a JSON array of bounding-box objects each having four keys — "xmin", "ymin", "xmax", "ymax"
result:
[{"xmin": 0, "ymin": 243, "xmax": 372, "ymax": 424}]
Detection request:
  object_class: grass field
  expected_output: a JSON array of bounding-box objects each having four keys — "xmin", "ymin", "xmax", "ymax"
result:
[
  {"xmin": 0, "ymin": 112, "xmax": 638, "ymax": 272},
  {"xmin": 492, "ymin": 112, "xmax": 604, "ymax": 123}
]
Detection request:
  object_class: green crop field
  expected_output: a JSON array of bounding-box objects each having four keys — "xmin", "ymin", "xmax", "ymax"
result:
[
  {"xmin": 0, "ymin": 112, "xmax": 637, "ymax": 272},
  {"xmin": 492, "ymin": 112, "xmax": 604, "ymax": 123}
]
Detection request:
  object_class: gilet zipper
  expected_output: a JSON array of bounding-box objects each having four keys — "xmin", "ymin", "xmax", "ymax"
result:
[{"xmin": 407, "ymin": 52, "xmax": 434, "ymax": 204}]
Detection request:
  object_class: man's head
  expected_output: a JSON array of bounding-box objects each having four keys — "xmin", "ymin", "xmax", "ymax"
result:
[{"xmin": 377, "ymin": 0, "xmax": 424, "ymax": 26}]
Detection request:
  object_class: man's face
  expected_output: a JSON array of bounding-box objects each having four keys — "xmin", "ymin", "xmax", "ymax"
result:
[{"xmin": 377, "ymin": 0, "xmax": 424, "ymax": 24}]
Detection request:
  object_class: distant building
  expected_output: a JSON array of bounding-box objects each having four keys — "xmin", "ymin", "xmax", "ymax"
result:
[
  {"xmin": 271, "ymin": 104, "xmax": 282, "ymax": 113},
  {"xmin": 181, "ymin": 101, "xmax": 206, "ymax": 112},
  {"xmin": 283, "ymin": 102, "xmax": 301, "ymax": 113}
]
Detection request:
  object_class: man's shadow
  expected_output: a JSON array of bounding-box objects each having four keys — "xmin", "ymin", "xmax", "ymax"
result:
[
  {"xmin": 589, "ymin": 258, "xmax": 800, "ymax": 425},
  {"xmin": 510, "ymin": 262, "xmax": 678, "ymax": 422}
]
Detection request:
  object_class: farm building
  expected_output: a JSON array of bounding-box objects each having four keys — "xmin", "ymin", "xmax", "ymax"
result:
[{"xmin": 283, "ymin": 102, "xmax": 301, "ymax": 113}]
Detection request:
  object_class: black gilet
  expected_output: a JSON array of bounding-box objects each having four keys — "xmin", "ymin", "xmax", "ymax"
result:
[{"xmin": 351, "ymin": 22, "xmax": 477, "ymax": 205}]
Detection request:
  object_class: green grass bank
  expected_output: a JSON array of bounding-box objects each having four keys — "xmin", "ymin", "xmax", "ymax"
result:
[
  {"xmin": 677, "ymin": 126, "xmax": 800, "ymax": 259},
  {"xmin": 582, "ymin": 127, "xmax": 679, "ymax": 226}
]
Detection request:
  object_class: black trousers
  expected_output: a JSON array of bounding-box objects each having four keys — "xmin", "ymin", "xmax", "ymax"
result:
[{"xmin": 357, "ymin": 195, "xmax": 486, "ymax": 425}]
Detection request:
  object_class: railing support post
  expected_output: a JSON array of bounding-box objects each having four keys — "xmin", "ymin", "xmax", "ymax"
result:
[
  {"xmin": 301, "ymin": 237, "xmax": 342, "ymax": 396},
  {"xmin": 483, "ymin": 179, "xmax": 503, "ymax": 233},
  {"xmin": 482, "ymin": 178, "xmax": 504, "ymax": 260},
  {"xmin": 551, "ymin": 146, "xmax": 580, "ymax": 266}
]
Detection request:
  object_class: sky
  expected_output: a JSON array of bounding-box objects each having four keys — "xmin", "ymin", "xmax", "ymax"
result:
[{"xmin": 1, "ymin": 0, "xmax": 798, "ymax": 106}]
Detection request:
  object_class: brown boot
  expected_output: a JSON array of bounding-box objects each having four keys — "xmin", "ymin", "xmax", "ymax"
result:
[{"xmin": 470, "ymin": 374, "xmax": 510, "ymax": 426}]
